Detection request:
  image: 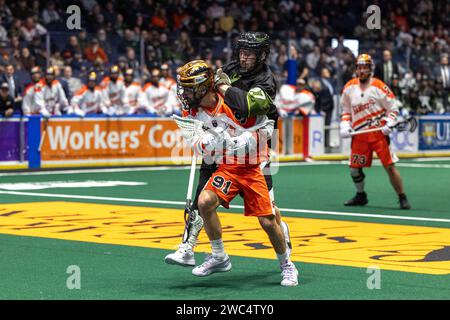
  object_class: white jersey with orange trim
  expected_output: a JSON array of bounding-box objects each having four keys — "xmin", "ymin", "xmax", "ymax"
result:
[
  {"xmin": 22, "ymin": 82, "xmax": 40, "ymax": 115},
  {"xmin": 138, "ymin": 82, "xmax": 171, "ymax": 115},
  {"xmin": 182, "ymin": 94, "xmax": 272, "ymax": 165},
  {"xmin": 100, "ymin": 76, "xmax": 125, "ymax": 114},
  {"xmin": 122, "ymin": 82, "xmax": 141, "ymax": 114},
  {"xmin": 275, "ymin": 84, "xmax": 316, "ymax": 115},
  {"xmin": 160, "ymin": 77, "xmax": 182, "ymax": 114},
  {"xmin": 34, "ymin": 79, "xmax": 69, "ymax": 116},
  {"xmin": 70, "ymin": 85, "xmax": 105, "ymax": 114},
  {"xmin": 340, "ymin": 77, "xmax": 399, "ymax": 130}
]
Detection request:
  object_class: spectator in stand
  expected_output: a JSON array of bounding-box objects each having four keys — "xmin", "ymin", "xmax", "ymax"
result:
[
  {"xmin": 0, "ymin": 82, "xmax": 15, "ymax": 117},
  {"xmin": 11, "ymin": 0, "xmax": 32, "ymax": 20},
  {"xmin": 77, "ymin": 30, "xmax": 90, "ymax": 52},
  {"xmin": 62, "ymin": 65, "xmax": 82, "ymax": 100},
  {"xmin": 151, "ymin": 7, "xmax": 168, "ymax": 30},
  {"xmin": 20, "ymin": 16, "xmax": 47, "ymax": 43},
  {"xmin": 126, "ymin": 47, "xmax": 140, "ymax": 78},
  {"xmin": 63, "ymin": 36, "xmax": 82, "ymax": 59},
  {"xmin": 0, "ymin": 0, "xmax": 13, "ymax": 29},
  {"xmin": 113, "ymin": 13, "xmax": 127, "ymax": 38},
  {"xmin": 71, "ymin": 51, "xmax": 91, "ymax": 75},
  {"xmin": 433, "ymin": 54, "xmax": 450, "ymax": 112},
  {"xmin": 118, "ymin": 29, "xmax": 139, "ymax": 55},
  {"xmin": 0, "ymin": 63, "xmax": 22, "ymax": 107},
  {"xmin": 19, "ymin": 47, "xmax": 35, "ymax": 72},
  {"xmin": 97, "ymin": 28, "xmax": 113, "ymax": 57},
  {"xmin": 41, "ymin": 1, "xmax": 62, "ymax": 26},
  {"xmin": 0, "ymin": 17, "xmax": 8, "ymax": 43},
  {"xmin": 84, "ymin": 38, "xmax": 108, "ymax": 65},
  {"xmin": 375, "ymin": 50, "xmax": 399, "ymax": 86}
]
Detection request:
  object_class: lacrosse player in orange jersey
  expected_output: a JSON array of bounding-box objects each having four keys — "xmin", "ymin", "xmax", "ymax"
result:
[
  {"xmin": 167, "ymin": 60, "xmax": 298, "ymax": 286},
  {"xmin": 340, "ymin": 54, "xmax": 411, "ymax": 209}
]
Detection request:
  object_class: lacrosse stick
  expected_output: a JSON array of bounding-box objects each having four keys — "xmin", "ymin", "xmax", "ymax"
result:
[
  {"xmin": 350, "ymin": 116, "xmax": 417, "ymax": 136},
  {"xmin": 172, "ymin": 115, "xmax": 219, "ymax": 244}
]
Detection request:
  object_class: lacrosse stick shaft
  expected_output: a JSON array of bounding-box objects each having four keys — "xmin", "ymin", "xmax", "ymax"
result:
[
  {"xmin": 186, "ymin": 154, "xmax": 197, "ymax": 201},
  {"xmin": 350, "ymin": 127, "xmax": 383, "ymax": 136}
]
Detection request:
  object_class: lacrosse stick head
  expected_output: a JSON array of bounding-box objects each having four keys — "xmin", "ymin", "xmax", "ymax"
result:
[
  {"xmin": 172, "ymin": 115, "xmax": 221, "ymax": 142},
  {"xmin": 396, "ymin": 117, "xmax": 418, "ymax": 132}
]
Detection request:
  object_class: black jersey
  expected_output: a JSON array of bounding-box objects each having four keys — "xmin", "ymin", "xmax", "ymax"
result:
[{"xmin": 222, "ymin": 60, "xmax": 279, "ymax": 126}]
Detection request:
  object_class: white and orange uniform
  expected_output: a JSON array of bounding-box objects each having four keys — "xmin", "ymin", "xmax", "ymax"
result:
[
  {"xmin": 22, "ymin": 82, "xmax": 40, "ymax": 115},
  {"xmin": 160, "ymin": 77, "xmax": 182, "ymax": 114},
  {"xmin": 139, "ymin": 82, "xmax": 172, "ymax": 115},
  {"xmin": 182, "ymin": 94, "xmax": 274, "ymax": 217},
  {"xmin": 34, "ymin": 79, "xmax": 68, "ymax": 116},
  {"xmin": 70, "ymin": 85, "xmax": 105, "ymax": 114},
  {"xmin": 122, "ymin": 81, "xmax": 141, "ymax": 115},
  {"xmin": 99, "ymin": 76, "xmax": 125, "ymax": 115},
  {"xmin": 275, "ymin": 84, "xmax": 316, "ymax": 116},
  {"xmin": 340, "ymin": 77, "xmax": 399, "ymax": 168}
]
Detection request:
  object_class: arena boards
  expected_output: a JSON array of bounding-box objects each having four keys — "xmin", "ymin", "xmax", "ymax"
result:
[{"xmin": 1, "ymin": 201, "xmax": 449, "ymax": 275}]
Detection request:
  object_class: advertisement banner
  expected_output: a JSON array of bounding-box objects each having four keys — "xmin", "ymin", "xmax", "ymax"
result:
[
  {"xmin": 40, "ymin": 117, "xmax": 192, "ymax": 163},
  {"xmin": 419, "ymin": 116, "xmax": 450, "ymax": 150},
  {"xmin": 390, "ymin": 127, "xmax": 418, "ymax": 153},
  {"xmin": 292, "ymin": 118, "xmax": 304, "ymax": 155},
  {"xmin": 308, "ymin": 115, "xmax": 324, "ymax": 156},
  {"xmin": 0, "ymin": 118, "xmax": 26, "ymax": 161}
]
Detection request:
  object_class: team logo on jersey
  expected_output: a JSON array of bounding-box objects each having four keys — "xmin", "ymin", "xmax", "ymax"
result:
[{"xmin": 211, "ymin": 120, "xmax": 218, "ymax": 127}]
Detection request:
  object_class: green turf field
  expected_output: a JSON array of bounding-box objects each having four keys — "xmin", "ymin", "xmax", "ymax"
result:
[{"xmin": 0, "ymin": 159, "xmax": 449, "ymax": 299}]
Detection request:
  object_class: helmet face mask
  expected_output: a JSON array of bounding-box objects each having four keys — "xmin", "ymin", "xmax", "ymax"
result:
[
  {"xmin": 235, "ymin": 32, "xmax": 270, "ymax": 75},
  {"xmin": 176, "ymin": 60, "xmax": 214, "ymax": 111}
]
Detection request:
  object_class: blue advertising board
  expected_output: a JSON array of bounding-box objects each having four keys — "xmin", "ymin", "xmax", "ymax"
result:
[{"xmin": 419, "ymin": 116, "xmax": 450, "ymax": 150}]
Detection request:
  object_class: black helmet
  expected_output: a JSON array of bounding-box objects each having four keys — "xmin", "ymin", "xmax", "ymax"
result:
[{"xmin": 235, "ymin": 32, "xmax": 271, "ymax": 73}]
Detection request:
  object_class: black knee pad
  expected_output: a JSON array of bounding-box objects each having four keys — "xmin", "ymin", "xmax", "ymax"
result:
[{"xmin": 350, "ymin": 168, "xmax": 365, "ymax": 183}]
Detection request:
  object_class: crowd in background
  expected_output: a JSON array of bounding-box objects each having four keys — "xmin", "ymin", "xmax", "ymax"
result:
[{"xmin": 0, "ymin": 0, "xmax": 450, "ymax": 118}]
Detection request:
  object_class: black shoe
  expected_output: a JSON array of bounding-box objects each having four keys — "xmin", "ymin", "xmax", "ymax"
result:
[
  {"xmin": 399, "ymin": 194, "xmax": 411, "ymax": 210},
  {"xmin": 344, "ymin": 192, "xmax": 368, "ymax": 206}
]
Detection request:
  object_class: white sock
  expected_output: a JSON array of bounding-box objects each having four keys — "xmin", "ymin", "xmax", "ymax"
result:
[
  {"xmin": 355, "ymin": 181, "xmax": 365, "ymax": 193},
  {"xmin": 211, "ymin": 239, "xmax": 226, "ymax": 259},
  {"xmin": 277, "ymin": 251, "xmax": 290, "ymax": 265}
]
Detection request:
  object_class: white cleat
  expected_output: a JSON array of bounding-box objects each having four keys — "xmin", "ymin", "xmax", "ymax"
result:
[
  {"xmin": 164, "ymin": 210, "xmax": 204, "ymax": 267},
  {"xmin": 281, "ymin": 221, "xmax": 292, "ymax": 256},
  {"xmin": 280, "ymin": 261, "xmax": 299, "ymax": 287},
  {"xmin": 164, "ymin": 243, "xmax": 195, "ymax": 267},
  {"xmin": 192, "ymin": 254, "xmax": 232, "ymax": 277}
]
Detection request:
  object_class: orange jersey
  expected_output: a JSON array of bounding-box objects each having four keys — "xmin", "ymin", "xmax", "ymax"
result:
[{"xmin": 340, "ymin": 77, "xmax": 398, "ymax": 130}]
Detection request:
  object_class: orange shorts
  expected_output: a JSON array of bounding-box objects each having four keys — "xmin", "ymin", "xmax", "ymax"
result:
[
  {"xmin": 350, "ymin": 131, "xmax": 397, "ymax": 168},
  {"xmin": 204, "ymin": 164, "xmax": 274, "ymax": 217}
]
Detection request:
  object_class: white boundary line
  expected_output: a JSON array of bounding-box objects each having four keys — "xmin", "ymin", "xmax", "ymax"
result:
[
  {"xmin": 1, "ymin": 190, "xmax": 449, "ymax": 224},
  {"xmin": 1, "ymin": 160, "xmax": 450, "ymax": 176}
]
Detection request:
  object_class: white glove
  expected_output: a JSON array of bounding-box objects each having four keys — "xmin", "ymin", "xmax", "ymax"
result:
[
  {"xmin": 226, "ymin": 131, "xmax": 257, "ymax": 155},
  {"xmin": 40, "ymin": 108, "xmax": 51, "ymax": 118},
  {"xmin": 214, "ymin": 68, "xmax": 231, "ymax": 90},
  {"xmin": 381, "ymin": 117, "xmax": 396, "ymax": 135},
  {"xmin": 196, "ymin": 129, "xmax": 230, "ymax": 154},
  {"xmin": 102, "ymin": 106, "xmax": 113, "ymax": 116},
  {"xmin": 340, "ymin": 121, "xmax": 354, "ymax": 138},
  {"xmin": 278, "ymin": 108, "xmax": 288, "ymax": 118},
  {"xmin": 74, "ymin": 108, "xmax": 86, "ymax": 117}
]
